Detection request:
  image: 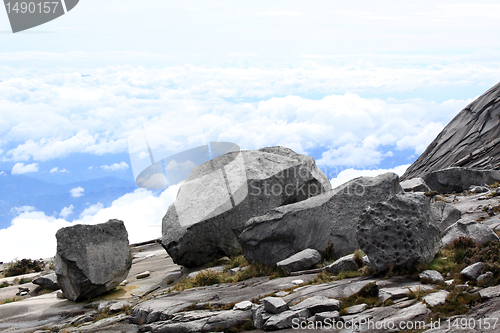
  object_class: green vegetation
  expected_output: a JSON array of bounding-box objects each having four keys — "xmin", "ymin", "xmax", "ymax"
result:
[
  {"xmin": 339, "ymin": 282, "xmax": 381, "ymax": 314},
  {"xmin": 0, "ymin": 281, "xmax": 9, "ymax": 288},
  {"xmin": 320, "ymin": 242, "xmax": 336, "ymax": 262},
  {"xmin": 1, "ymin": 297, "xmax": 23, "ymax": 304},
  {"xmin": 18, "ymin": 277, "xmax": 32, "ymax": 285},
  {"xmin": 3, "ymin": 259, "xmax": 43, "ymax": 277},
  {"xmin": 429, "ymin": 290, "xmax": 481, "ymax": 320}
]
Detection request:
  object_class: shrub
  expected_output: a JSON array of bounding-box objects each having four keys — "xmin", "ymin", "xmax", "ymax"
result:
[
  {"xmin": 321, "ymin": 242, "xmax": 335, "ymax": 262},
  {"xmin": 451, "ymin": 236, "xmax": 475, "ymax": 250},
  {"xmin": 4, "ymin": 259, "xmax": 43, "ymax": 277},
  {"xmin": 0, "ymin": 282, "xmax": 9, "ymax": 288},
  {"xmin": 424, "ymin": 191, "xmax": 439, "ymax": 198}
]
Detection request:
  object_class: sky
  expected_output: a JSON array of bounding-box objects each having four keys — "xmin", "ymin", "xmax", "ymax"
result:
[{"xmin": 0, "ymin": 0, "xmax": 499, "ymax": 262}]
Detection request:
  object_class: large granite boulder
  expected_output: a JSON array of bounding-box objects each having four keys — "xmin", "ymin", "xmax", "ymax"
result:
[
  {"xmin": 239, "ymin": 173, "xmax": 403, "ymax": 266},
  {"xmin": 401, "ymin": 82, "xmax": 500, "ymax": 180},
  {"xmin": 421, "ymin": 167, "xmax": 500, "ymax": 194},
  {"xmin": 162, "ymin": 146, "xmax": 331, "ymax": 267},
  {"xmin": 400, "ymin": 178, "xmax": 430, "ymax": 192},
  {"xmin": 356, "ymin": 193, "xmax": 441, "ymax": 271},
  {"xmin": 54, "ymin": 219, "xmax": 132, "ymax": 301}
]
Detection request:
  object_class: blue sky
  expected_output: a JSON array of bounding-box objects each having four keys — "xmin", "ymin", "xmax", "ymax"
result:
[{"xmin": 0, "ymin": 0, "xmax": 500, "ymax": 261}]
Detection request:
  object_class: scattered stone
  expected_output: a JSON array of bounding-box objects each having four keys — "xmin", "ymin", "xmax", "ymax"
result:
[
  {"xmin": 479, "ymin": 285, "xmax": 500, "ymax": 299},
  {"xmin": 315, "ymin": 311, "xmax": 340, "ymax": 322},
  {"xmin": 419, "ymin": 270, "xmax": 444, "ymax": 284},
  {"xmin": 109, "ymin": 300, "xmax": 132, "ymax": 313},
  {"xmin": 276, "ymin": 249, "xmax": 321, "ymax": 273},
  {"xmin": 252, "ymin": 304, "xmax": 265, "ymax": 329},
  {"xmin": 325, "ymin": 253, "xmax": 359, "ymax": 274},
  {"xmin": 161, "ymin": 146, "xmax": 331, "ymax": 267},
  {"xmin": 357, "ymin": 193, "xmax": 441, "ymax": 271},
  {"xmin": 57, "ymin": 291, "xmax": 66, "ymax": 299},
  {"xmin": 290, "ymin": 295, "xmax": 340, "ymax": 314},
  {"xmin": 445, "ymin": 279, "xmax": 454, "ymax": 286},
  {"xmin": 378, "ymin": 284, "xmax": 435, "ymax": 302},
  {"xmin": 461, "ymin": 262, "xmax": 485, "ymax": 280},
  {"xmin": 136, "ymin": 271, "xmax": 151, "ymax": 279},
  {"xmin": 119, "ymin": 280, "xmax": 128, "ymax": 286},
  {"xmin": 233, "ymin": 301, "xmax": 253, "ymax": 311},
  {"xmin": 441, "ymin": 220, "xmax": 499, "ymax": 247},
  {"xmin": 263, "ymin": 309, "xmax": 309, "ymax": 330},
  {"xmin": 32, "ymin": 273, "xmax": 59, "ymax": 291},
  {"xmin": 423, "ymin": 290, "xmax": 450, "ymax": 307},
  {"xmin": 430, "ymin": 201, "xmax": 462, "ymax": 232},
  {"xmin": 275, "ymin": 291, "xmax": 290, "ymax": 297},
  {"xmin": 291, "ymin": 279, "xmax": 304, "ymax": 285},
  {"xmin": 471, "ymin": 185, "xmax": 489, "ymax": 193},
  {"xmin": 240, "ymin": 173, "xmax": 403, "ymax": 265},
  {"xmin": 262, "ymin": 297, "xmax": 289, "ymax": 314},
  {"xmin": 54, "ymin": 219, "xmax": 133, "ymax": 301},
  {"xmin": 477, "ymin": 271, "xmax": 494, "ymax": 286},
  {"xmin": 344, "ymin": 303, "xmax": 367, "ymax": 315},
  {"xmin": 401, "ymin": 178, "xmax": 431, "ymax": 192}
]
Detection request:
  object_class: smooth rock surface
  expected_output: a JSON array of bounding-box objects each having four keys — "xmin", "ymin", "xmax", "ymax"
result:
[
  {"xmin": 357, "ymin": 193, "xmax": 441, "ymax": 271},
  {"xmin": 263, "ymin": 309, "xmax": 309, "ymax": 330},
  {"xmin": 54, "ymin": 219, "xmax": 132, "ymax": 301},
  {"xmin": 344, "ymin": 303, "xmax": 367, "ymax": 315},
  {"xmin": 262, "ymin": 297, "xmax": 289, "ymax": 314},
  {"xmin": 240, "ymin": 173, "xmax": 403, "ymax": 265},
  {"xmin": 401, "ymin": 178, "xmax": 431, "ymax": 192},
  {"xmin": 276, "ymin": 249, "xmax": 321, "ymax": 274},
  {"xmin": 401, "ymin": 82, "xmax": 500, "ymax": 180},
  {"xmin": 162, "ymin": 146, "xmax": 331, "ymax": 267},
  {"xmin": 289, "ymin": 295, "xmax": 340, "ymax": 314},
  {"xmin": 441, "ymin": 220, "xmax": 499, "ymax": 247}
]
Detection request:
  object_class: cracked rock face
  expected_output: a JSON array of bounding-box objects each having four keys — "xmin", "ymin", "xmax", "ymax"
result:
[
  {"xmin": 161, "ymin": 146, "xmax": 331, "ymax": 267},
  {"xmin": 401, "ymin": 82, "xmax": 500, "ymax": 181},
  {"xmin": 55, "ymin": 219, "xmax": 132, "ymax": 301},
  {"xmin": 356, "ymin": 193, "xmax": 441, "ymax": 271}
]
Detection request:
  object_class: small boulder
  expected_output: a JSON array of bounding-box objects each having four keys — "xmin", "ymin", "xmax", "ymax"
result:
[
  {"xmin": 423, "ymin": 290, "xmax": 449, "ymax": 307},
  {"xmin": 262, "ymin": 297, "xmax": 289, "ymax": 314},
  {"xmin": 344, "ymin": 303, "xmax": 367, "ymax": 315},
  {"xmin": 54, "ymin": 219, "xmax": 132, "ymax": 301},
  {"xmin": 461, "ymin": 262, "xmax": 484, "ymax": 280},
  {"xmin": 263, "ymin": 309, "xmax": 309, "ymax": 330},
  {"xmin": 477, "ymin": 271, "xmax": 494, "ymax": 286},
  {"xmin": 400, "ymin": 178, "xmax": 430, "ymax": 192},
  {"xmin": 32, "ymin": 273, "xmax": 59, "ymax": 291},
  {"xmin": 136, "ymin": 271, "xmax": 150, "ymax": 279},
  {"xmin": 419, "ymin": 270, "xmax": 444, "ymax": 284},
  {"xmin": 315, "ymin": 311, "xmax": 340, "ymax": 322},
  {"xmin": 289, "ymin": 296, "xmax": 339, "ymax": 315},
  {"xmin": 441, "ymin": 220, "xmax": 499, "ymax": 247},
  {"xmin": 233, "ymin": 301, "xmax": 253, "ymax": 311},
  {"xmin": 357, "ymin": 193, "xmax": 441, "ymax": 271},
  {"xmin": 276, "ymin": 249, "xmax": 321, "ymax": 274},
  {"xmin": 325, "ymin": 253, "xmax": 359, "ymax": 274},
  {"xmin": 430, "ymin": 201, "xmax": 461, "ymax": 232}
]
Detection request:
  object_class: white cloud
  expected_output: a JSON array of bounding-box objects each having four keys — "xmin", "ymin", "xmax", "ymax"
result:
[
  {"xmin": 101, "ymin": 161, "xmax": 129, "ymax": 171},
  {"xmin": 261, "ymin": 11, "xmax": 300, "ymax": 16},
  {"xmin": 330, "ymin": 164, "xmax": 410, "ymax": 189},
  {"xmin": 11, "ymin": 162, "xmax": 39, "ymax": 174},
  {"xmin": 10, "ymin": 206, "xmax": 35, "ymax": 215},
  {"xmin": 70, "ymin": 187, "xmax": 84, "ymax": 198},
  {"xmin": 50, "ymin": 167, "xmax": 69, "ymax": 173},
  {"xmin": 0, "ymin": 186, "xmax": 179, "ymax": 262},
  {"xmin": 59, "ymin": 205, "xmax": 74, "ymax": 219},
  {"xmin": 0, "ymin": 171, "xmax": 5, "ymax": 176}
]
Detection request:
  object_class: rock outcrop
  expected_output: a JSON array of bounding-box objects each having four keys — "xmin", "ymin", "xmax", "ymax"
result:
[
  {"xmin": 400, "ymin": 177, "xmax": 430, "ymax": 192},
  {"xmin": 441, "ymin": 220, "xmax": 499, "ymax": 247},
  {"xmin": 422, "ymin": 167, "xmax": 500, "ymax": 193},
  {"xmin": 401, "ymin": 82, "xmax": 500, "ymax": 180},
  {"xmin": 276, "ymin": 249, "xmax": 321, "ymax": 274},
  {"xmin": 239, "ymin": 173, "xmax": 403, "ymax": 265},
  {"xmin": 162, "ymin": 146, "xmax": 331, "ymax": 267},
  {"xmin": 356, "ymin": 193, "xmax": 441, "ymax": 271},
  {"xmin": 55, "ymin": 219, "xmax": 132, "ymax": 301},
  {"xmin": 430, "ymin": 201, "xmax": 462, "ymax": 232}
]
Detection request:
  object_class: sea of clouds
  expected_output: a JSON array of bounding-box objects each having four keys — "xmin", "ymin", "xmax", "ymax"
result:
[{"xmin": 0, "ymin": 61, "xmax": 499, "ymax": 262}]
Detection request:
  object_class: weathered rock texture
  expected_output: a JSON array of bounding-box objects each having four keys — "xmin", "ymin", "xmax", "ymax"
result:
[
  {"xmin": 162, "ymin": 146, "xmax": 331, "ymax": 267},
  {"xmin": 400, "ymin": 178, "xmax": 430, "ymax": 192},
  {"xmin": 441, "ymin": 220, "xmax": 499, "ymax": 247},
  {"xmin": 276, "ymin": 249, "xmax": 321, "ymax": 274},
  {"xmin": 356, "ymin": 194, "xmax": 441, "ymax": 271},
  {"xmin": 239, "ymin": 173, "xmax": 403, "ymax": 266},
  {"xmin": 55, "ymin": 219, "xmax": 132, "ymax": 301},
  {"xmin": 401, "ymin": 82, "xmax": 500, "ymax": 180},
  {"xmin": 422, "ymin": 167, "xmax": 500, "ymax": 193}
]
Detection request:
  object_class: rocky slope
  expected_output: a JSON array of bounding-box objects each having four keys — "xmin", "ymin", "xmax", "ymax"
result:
[{"xmin": 401, "ymin": 82, "xmax": 500, "ymax": 180}]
